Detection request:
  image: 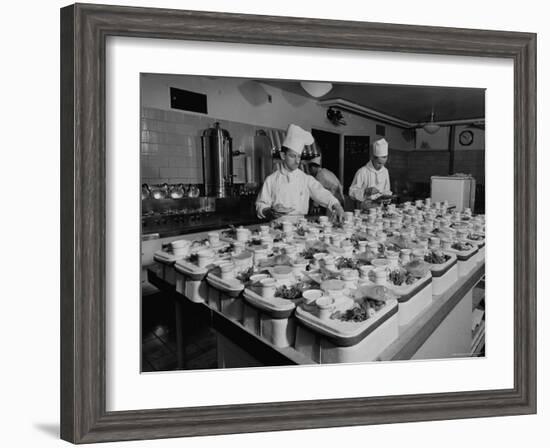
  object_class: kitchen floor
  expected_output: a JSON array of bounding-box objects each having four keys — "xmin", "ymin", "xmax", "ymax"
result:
[{"xmin": 141, "ymin": 287, "xmax": 218, "ymax": 372}]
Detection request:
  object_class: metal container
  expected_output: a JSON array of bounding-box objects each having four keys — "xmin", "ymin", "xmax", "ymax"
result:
[
  {"xmin": 301, "ymin": 142, "xmax": 321, "ymax": 161},
  {"xmin": 201, "ymin": 122, "xmax": 234, "ymax": 198}
]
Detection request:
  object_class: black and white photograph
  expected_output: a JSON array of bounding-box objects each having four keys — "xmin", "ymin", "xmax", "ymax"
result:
[
  {"xmin": 141, "ymin": 73, "xmax": 486, "ymax": 371},
  {"xmin": 3, "ymin": 0, "xmax": 542, "ymax": 446}
]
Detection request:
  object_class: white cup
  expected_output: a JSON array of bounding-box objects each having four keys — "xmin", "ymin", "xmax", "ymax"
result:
[
  {"xmin": 197, "ymin": 250, "xmax": 213, "ymax": 268},
  {"xmin": 260, "ymin": 278, "xmax": 276, "ymax": 298},
  {"xmin": 233, "ymin": 241, "xmax": 245, "ymax": 255},
  {"xmin": 253, "ymin": 247, "xmax": 269, "ymax": 265},
  {"xmin": 316, "ymin": 297, "xmax": 335, "ymax": 320},
  {"xmin": 412, "ymin": 248, "xmax": 426, "ymax": 261},
  {"xmin": 373, "ymin": 267, "xmax": 388, "ymax": 285},
  {"xmin": 172, "ymin": 239, "xmax": 191, "ymax": 257},
  {"xmin": 386, "ymin": 252, "xmax": 400, "ymax": 268},
  {"xmin": 208, "ymin": 232, "xmax": 220, "ymax": 246},
  {"xmin": 302, "ymin": 289, "xmax": 324, "ymax": 311},
  {"xmin": 400, "ymin": 249, "xmax": 411, "ymax": 265},
  {"xmin": 219, "ymin": 261, "xmax": 234, "ymax": 280},
  {"xmin": 236, "ymin": 227, "xmax": 249, "ymax": 242},
  {"xmin": 249, "ymin": 273, "xmax": 269, "ymax": 284},
  {"xmin": 291, "ymin": 262, "xmax": 307, "ymax": 277},
  {"xmin": 359, "ymin": 265, "xmax": 374, "ymax": 280}
]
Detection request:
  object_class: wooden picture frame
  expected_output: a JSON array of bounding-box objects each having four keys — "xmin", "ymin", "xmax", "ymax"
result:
[{"xmin": 60, "ymin": 3, "xmax": 536, "ymax": 443}]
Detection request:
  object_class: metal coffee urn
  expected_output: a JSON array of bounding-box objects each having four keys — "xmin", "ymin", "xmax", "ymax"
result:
[{"xmin": 201, "ymin": 122, "xmax": 235, "ymax": 198}]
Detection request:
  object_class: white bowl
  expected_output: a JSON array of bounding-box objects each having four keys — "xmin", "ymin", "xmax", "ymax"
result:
[{"xmin": 371, "ymin": 258, "xmax": 391, "ymax": 268}]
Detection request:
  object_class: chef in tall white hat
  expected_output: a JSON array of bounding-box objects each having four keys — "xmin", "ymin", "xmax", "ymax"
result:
[
  {"xmin": 256, "ymin": 124, "xmax": 345, "ymax": 221},
  {"xmin": 348, "ymin": 137, "xmax": 392, "ymax": 206}
]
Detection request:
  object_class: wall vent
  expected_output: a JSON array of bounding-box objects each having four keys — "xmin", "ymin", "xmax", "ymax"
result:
[{"xmin": 169, "ymin": 87, "xmax": 207, "ymax": 114}]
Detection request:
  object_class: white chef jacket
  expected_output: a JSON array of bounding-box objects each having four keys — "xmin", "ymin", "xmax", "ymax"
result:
[
  {"xmin": 255, "ymin": 165, "xmax": 340, "ymax": 218},
  {"xmin": 315, "ymin": 168, "xmax": 344, "ymax": 201},
  {"xmin": 348, "ymin": 160, "xmax": 392, "ymax": 202}
]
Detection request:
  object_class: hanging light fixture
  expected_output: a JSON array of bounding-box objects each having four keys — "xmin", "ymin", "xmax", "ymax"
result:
[
  {"xmin": 423, "ymin": 110, "xmax": 440, "ymax": 134},
  {"xmin": 300, "ymin": 81, "xmax": 333, "ymax": 98}
]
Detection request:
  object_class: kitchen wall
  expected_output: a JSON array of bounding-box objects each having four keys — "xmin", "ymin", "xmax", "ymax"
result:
[
  {"xmin": 141, "ymin": 74, "xmax": 412, "ymax": 147},
  {"xmin": 140, "ymin": 73, "xmax": 414, "ymax": 187},
  {"xmin": 140, "ymin": 107, "xmax": 280, "ymax": 186},
  {"xmin": 141, "ymin": 74, "xmax": 485, "ymax": 191},
  {"xmin": 415, "ymin": 125, "xmax": 485, "ymax": 150},
  {"xmin": 407, "ymin": 124, "xmax": 485, "ymax": 187}
]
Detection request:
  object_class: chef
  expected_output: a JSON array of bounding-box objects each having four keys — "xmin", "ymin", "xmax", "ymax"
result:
[
  {"xmin": 307, "ymin": 157, "xmax": 345, "ymax": 205},
  {"xmin": 256, "ymin": 124, "xmax": 345, "ymax": 221},
  {"xmin": 348, "ymin": 137, "xmax": 392, "ymax": 208}
]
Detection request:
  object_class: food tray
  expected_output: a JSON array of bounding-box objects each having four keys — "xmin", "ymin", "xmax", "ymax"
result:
[
  {"xmin": 447, "ymin": 245, "xmax": 479, "ymax": 277},
  {"xmin": 205, "ymin": 271, "xmax": 246, "ymax": 321},
  {"xmin": 294, "ymin": 298, "xmax": 398, "ymax": 363},
  {"xmin": 427, "ymin": 252, "xmax": 458, "ymax": 296},
  {"xmin": 387, "ymin": 273, "xmax": 433, "ymax": 326},
  {"xmin": 242, "ymin": 288, "xmax": 299, "ymax": 348},
  {"xmin": 174, "ymin": 259, "xmax": 210, "ymax": 303},
  {"xmin": 466, "ymin": 237, "xmax": 485, "ymax": 264},
  {"xmin": 153, "ymin": 250, "xmax": 185, "ymax": 285}
]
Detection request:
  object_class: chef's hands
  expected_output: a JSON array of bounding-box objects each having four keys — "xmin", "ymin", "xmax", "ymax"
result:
[
  {"xmin": 265, "ymin": 203, "xmax": 294, "ymax": 219},
  {"xmin": 364, "ymin": 187, "xmax": 380, "ymax": 197},
  {"xmin": 360, "ymin": 200, "xmax": 376, "ymax": 212},
  {"xmin": 331, "ymin": 203, "xmax": 345, "ymax": 222}
]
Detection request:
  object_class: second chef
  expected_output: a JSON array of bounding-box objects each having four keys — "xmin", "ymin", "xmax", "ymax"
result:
[{"xmin": 255, "ymin": 124, "xmax": 345, "ymax": 222}]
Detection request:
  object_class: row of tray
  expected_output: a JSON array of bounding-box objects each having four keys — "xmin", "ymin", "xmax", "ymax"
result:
[{"xmin": 151, "ymin": 240, "xmax": 484, "ymax": 364}]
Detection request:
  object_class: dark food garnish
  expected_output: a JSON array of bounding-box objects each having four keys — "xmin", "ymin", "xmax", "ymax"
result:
[
  {"xmin": 468, "ymin": 233, "xmax": 484, "ymax": 241},
  {"xmin": 452, "ymin": 242, "xmax": 473, "ymax": 251},
  {"xmin": 383, "ymin": 243, "xmax": 399, "ymax": 253},
  {"xmin": 236, "ymin": 267, "xmax": 254, "ymax": 283},
  {"xmin": 300, "ymin": 247, "xmax": 324, "ymax": 260},
  {"xmin": 275, "ymin": 284, "xmax": 303, "ymax": 300},
  {"xmin": 221, "ymin": 225, "xmax": 237, "ymax": 240},
  {"xmin": 217, "ymin": 243, "xmax": 234, "ymax": 254},
  {"xmin": 186, "ymin": 253, "xmax": 199, "ymax": 264},
  {"xmin": 335, "ymin": 257, "xmax": 358, "ymax": 270},
  {"xmin": 332, "ymin": 300, "xmax": 385, "ymax": 322},
  {"xmin": 424, "ymin": 251, "xmax": 451, "ymax": 264},
  {"xmin": 388, "ymin": 268, "xmax": 417, "ymax": 286}
]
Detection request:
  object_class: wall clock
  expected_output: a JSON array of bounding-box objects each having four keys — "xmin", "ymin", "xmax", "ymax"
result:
[{"xmin": 459, "ymin": 130, "xmax": 474, "ymax": 146}]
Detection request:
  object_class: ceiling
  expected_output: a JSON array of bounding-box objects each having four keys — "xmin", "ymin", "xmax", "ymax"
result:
[{"xmin": 261, "ymin": 80, "xmax": 485, "ymax": 124}]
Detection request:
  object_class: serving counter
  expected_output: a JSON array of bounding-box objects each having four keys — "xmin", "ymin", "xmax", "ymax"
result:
[
  {"xmin": 144, "ymin": 207, "xmax": 485, "ymax": 368},
  {"xmin": 147, "ymin": 261, "xmax": 483, "ymax": 367}
]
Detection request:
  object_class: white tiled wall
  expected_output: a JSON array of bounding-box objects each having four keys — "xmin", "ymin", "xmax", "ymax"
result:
[
  {"xmin": 140, "ymin": 108, "xmax": 204, "ymax": 185},
  {"xmin": 140, "ymin": 107, "xmax": 282, "ymax": 187}
]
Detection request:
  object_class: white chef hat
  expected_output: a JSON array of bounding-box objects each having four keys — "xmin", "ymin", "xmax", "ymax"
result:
[
  {"xmin": 373, "ymin": 138, "xmax": 389, "ymax": 157},
  {"xmin": 281, "ymin": 124, "xmax": 314, "ymax": 155},
  {"xmin": 309, "ymin": 156, "xmax": 322, "ymax": 166}
]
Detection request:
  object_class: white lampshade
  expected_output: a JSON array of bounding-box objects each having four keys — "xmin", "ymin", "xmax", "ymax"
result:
[
  {"xmin": 423, "ymin": 111, "xmax": 440, "ymax": 134},
  {"xmin": 300, "ymin": 81, "xmax": 333, "ymax": 98},
  {"xmin": 423, "ymin": 123, "xmax": 441, "ymax": 134}
]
